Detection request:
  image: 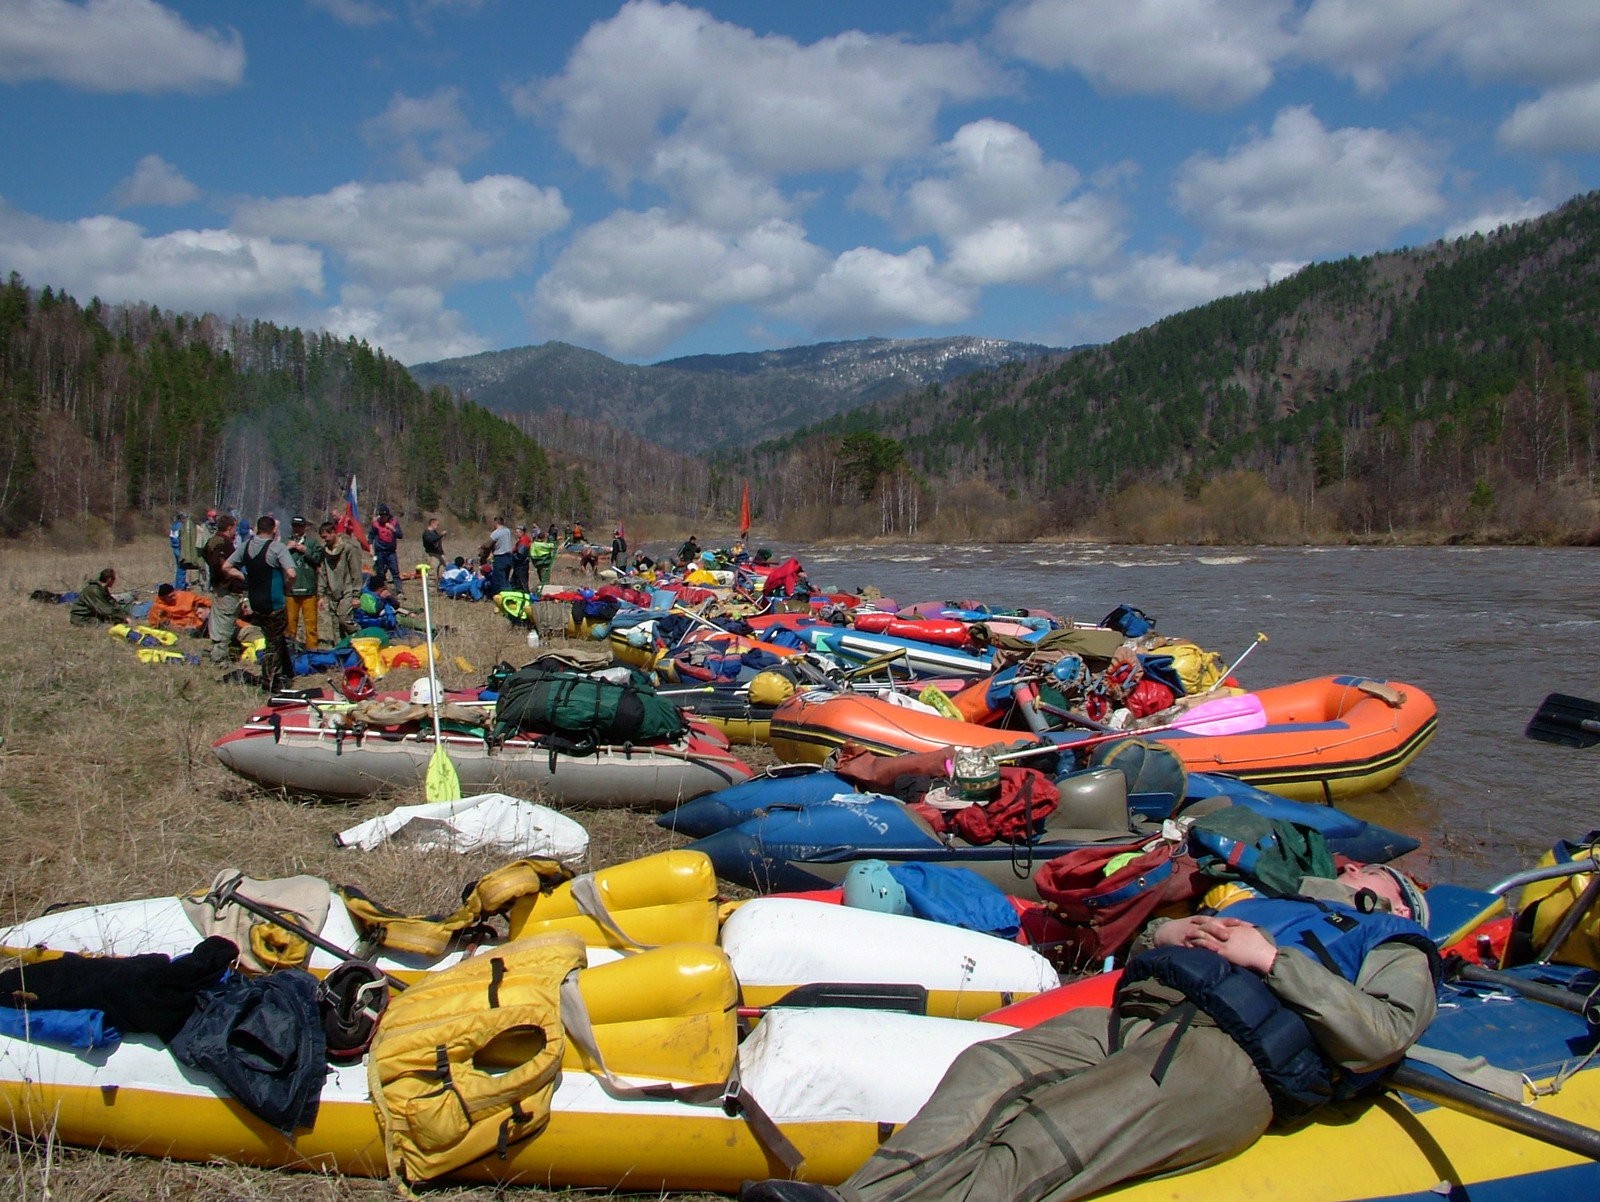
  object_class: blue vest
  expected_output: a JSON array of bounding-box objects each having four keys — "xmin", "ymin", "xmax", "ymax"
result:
[
  {"xmin": 243, "ymin": 539, "xmax": 286, "ymax": 614},
  {"xmin": 1120, "ymin": 897, "xmax": 1437, "ymax": 1120}
]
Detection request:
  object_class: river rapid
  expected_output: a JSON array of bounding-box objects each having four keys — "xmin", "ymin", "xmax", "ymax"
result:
[{"xmin": 784, "ymin": 541, "xmax": 1600, "ymax": 887}]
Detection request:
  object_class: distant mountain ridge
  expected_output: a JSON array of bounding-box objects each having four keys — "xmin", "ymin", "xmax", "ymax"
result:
[{"xmin": 407, "ymin": 335, "xmax": 1064, "ymax": 452}]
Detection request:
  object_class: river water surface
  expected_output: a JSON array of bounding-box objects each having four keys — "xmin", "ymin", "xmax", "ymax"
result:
[{"xmin": 782, "ymin": 542, "xmax": 1600, "ymax": 887}]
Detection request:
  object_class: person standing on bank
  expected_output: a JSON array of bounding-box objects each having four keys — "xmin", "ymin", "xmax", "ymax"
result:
[
  {"xmin": 318, "ymin": 521, "xmax": 364, "ymax": 639},
  {"xmin": 741, "ymin": 862, "xmax": 1438, "ymax": 1202},
  {"xmin": 485, "ymin": 515, "xmax": 515, "ymax": 596},
  {"xmin": 610, "ymin": 528, "xmax": 627, "ymax": 569},
  {"xmin": 422, "ymin": 517, "xmax": 447, "ymax": 574},
  {"xmin": 224, "ymin": 515, "xmax": 296, "ymax": 694},
  {"xmin": 368, "ymin": 504, "xmax": 403, "ymax": 594},
  {"xmin": 202, "ymin": 514, "xmax": 244, "ymax": 664},
  {"xmin": 283, "ymin": 516, "xmax": 324, "ymax": 649}
]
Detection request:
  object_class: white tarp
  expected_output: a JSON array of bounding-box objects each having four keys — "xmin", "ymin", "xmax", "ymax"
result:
[{"xmin": 335, "ymin": 793, "xmax": 589, "ymax": 862}]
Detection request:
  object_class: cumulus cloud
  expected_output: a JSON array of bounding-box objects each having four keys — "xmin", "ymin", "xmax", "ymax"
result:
[
  {"xmin": 1300, "ymin": 0, "xmax": 1600, "ymax": 94},
  {"xmin": 994, "ymin": 0, "xmax": 1291, "ymax": 108},
  {"xmin": 522, "ymin": 0, "xmax": 1007, "ymax": 187},
  {"xmin": 325, "ymin": 283, "xmax": 488, "ymax": 364},
  {"xmin": 1173, "ymin": 107, "xmax": 1445, "ymax": 258},
  {"xmin": 231, "ymin": 169, "xmax": 569, "ymax": 290},
  {"xmin": 1086, "ymin": 250, "xmax": 1298, "ymax": 333},
  {"xmin": 0, "ymin": 198, "xmax": 322, "ymax": 316},
  {"xmin": 532, "ymin": 208, "xmax": 826, "ymax": 356},
  {"xmin": 903, "ymin": 119, "xmax": 1125, "ymax": 285},
  {"xmin": 362, "ymin": 88, "xmax": 492, "ymax": 176},
  {"xmin": 0, "ymin": 0, "xmax": 244, "ymax": 93},
  {"xmin": 1442, "ymin": 197, "xmax": 1555, "ymax": 241},
  {"xmin": 773, "ymin": 246, "xmax": 976, "ymax": 335},
  {"xmin": 1499, "ymin": 81, "xmax": 1600, "ymax": 155},
  {"xmin": 110, "ymin": 154, "xmax": 200, "ymax": 208}
]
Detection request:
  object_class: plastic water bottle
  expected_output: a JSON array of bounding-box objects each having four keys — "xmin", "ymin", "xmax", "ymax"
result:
[{"xmin": 526, "ymin": 629, "xmax": 541, "ymax": 649}]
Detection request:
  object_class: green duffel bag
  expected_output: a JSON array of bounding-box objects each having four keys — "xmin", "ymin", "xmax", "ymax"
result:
[{"xmin": 491, "ymin": 663, "xmax": 688, "ymax": 749}]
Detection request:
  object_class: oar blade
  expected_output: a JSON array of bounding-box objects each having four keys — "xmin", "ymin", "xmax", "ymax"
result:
[
  {"xmin": 426, "ymin": 742, "xmax": 462, "ymax": 802},
  {"xmin": 1526, "ymin": 693, "xmax": 1600, "ymax": 748},
  {"xmin": 1174, "ymin": 694, "xmax": 1268, "ymax": 736}
]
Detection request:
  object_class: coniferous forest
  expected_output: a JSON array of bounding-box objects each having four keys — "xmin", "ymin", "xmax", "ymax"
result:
[
  {"xmin": 0, "ymin": 275, "xmax": 567, "ymax": 536},
  {"xmin": 744, "ymin": 191, "xmax": 1600, "ymax": 544}
]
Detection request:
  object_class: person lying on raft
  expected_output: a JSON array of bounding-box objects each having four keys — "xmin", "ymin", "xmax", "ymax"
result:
[{"xmin": 742, "ymin": 861, "xmax": 1437, "ymax": 1202}]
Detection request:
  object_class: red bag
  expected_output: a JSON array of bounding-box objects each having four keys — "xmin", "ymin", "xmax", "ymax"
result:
[
  {"xmin": 1032, "ymin": 838, "xmax": 1204, "ymax": 962},
  {"xmin": 1123, "ymin": 678, "xmax": 1176, "ymax": 718},
  {"xmin": 835, "ymin": 743, "xmax": 954, "ymax": 792},
  {"xmin": 949, "ymin": 767, "xmax": 1058, "ymax": 845}
]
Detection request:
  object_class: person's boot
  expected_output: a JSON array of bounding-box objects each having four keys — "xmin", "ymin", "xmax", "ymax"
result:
[{"xmin": 739, "ymin": 1181, "xmax": 841, "ymax": 1202}]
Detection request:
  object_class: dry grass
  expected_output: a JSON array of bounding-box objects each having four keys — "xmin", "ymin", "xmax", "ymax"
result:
[{"xmin": 0, "ymin": 537, "xmax": 770, "ymax": 1201}]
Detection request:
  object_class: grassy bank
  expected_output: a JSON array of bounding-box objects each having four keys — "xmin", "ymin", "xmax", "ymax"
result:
[{"xmin": 0, "ymin": 537, "xmax": 752, "ymax": 1201}]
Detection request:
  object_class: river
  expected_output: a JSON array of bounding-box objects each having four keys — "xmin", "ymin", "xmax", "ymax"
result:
[{"xmin": 785, "ymin": 541, "xmax": 1600, "ymax": 887}]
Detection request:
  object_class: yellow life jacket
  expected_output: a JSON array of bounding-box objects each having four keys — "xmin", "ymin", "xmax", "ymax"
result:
[
  {"xmin": 495, "ymin": 591, "xmax": 534, "ymax": 622},
  {"xmin": 368, "ymin": 932, "xmax": 586, "ymax": 1186},
  {"xmin": 1516, "ymin": 841, "xmax": 1600, "ymax": 969}
]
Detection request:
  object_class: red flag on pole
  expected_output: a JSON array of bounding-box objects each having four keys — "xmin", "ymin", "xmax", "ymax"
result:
[{"xmin": 739, "ymin": 481, "xmax": 751, "ymax": 538}]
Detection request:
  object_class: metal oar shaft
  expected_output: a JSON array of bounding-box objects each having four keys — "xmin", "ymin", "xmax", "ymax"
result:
[{"xmin": 1388, "ymin": 1061, "xmax": 1600, "ymax": 1160}]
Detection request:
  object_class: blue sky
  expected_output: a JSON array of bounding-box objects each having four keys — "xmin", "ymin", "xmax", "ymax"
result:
[{"xmin": 1, "ymin": 0, "xmax": 1596, "ymax": 366}]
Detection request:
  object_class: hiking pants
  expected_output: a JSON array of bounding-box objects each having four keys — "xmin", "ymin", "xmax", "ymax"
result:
[
  {"xmin": 372, "ymin": 548, "xmax": 399, "ymax": 590},
  {"xmin": 257, "ymin": 607, "xmax": 293, "ymax": 694},
  {"xmin": 489, "ymin": 553, "xmax": 512, "ymax": 595},
  {"xmin": 325, "ymin": 590, "xmax": 359, "ymax": 638},
  {"xmin": 208, "ymin": 591, "xmax": 242, "ymax": 663},
  {"xmin": 837, "ymin": 1006, "xmax": 1272, "ymax": 1202},
  {"xmin": 286, "ymin": 595, "xmax": 319, "ymax": 648},
  {"xmin": 173, "ymin": 551, "xmax": 187, "ymax": 591}
]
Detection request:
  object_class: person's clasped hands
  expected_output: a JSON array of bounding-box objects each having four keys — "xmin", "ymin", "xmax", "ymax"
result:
[{"xmin": 1154, "ymin": 914, "xmax": 1278, "ymax": 973}]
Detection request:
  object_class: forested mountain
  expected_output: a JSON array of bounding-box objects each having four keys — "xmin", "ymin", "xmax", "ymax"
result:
[
  {"xmin": 407, "ymin": 335, "xmax": 1063, "ymax": 454},
  {"xmin": 0, "ymin": 276, "xmax": 567, "ymax": 535},
  {"xmin": 744, "ymin": 191, "xmax": 1600, "ymax": 543}
]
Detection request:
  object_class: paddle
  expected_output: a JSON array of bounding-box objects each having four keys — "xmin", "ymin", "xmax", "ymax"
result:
[
  {"xmin": 415, "ymin": 563, "xmax": 461, "ymax": 802},
  {"xmin": 1526, "ymin": 693, "xmax": 1600, "ymax": 748},
  {"xmin": 995, "ymin": 693, "xmax": 1269, "ymax": 763},
  {"xmin": 1209, "ymin": 631, "xmax": 1268, "ymax": 689}
]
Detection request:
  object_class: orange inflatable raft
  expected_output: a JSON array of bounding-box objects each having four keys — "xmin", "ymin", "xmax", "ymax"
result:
[{"xmin": 769, "ymin": 674, "xmax": 1438, "ymax": 803}]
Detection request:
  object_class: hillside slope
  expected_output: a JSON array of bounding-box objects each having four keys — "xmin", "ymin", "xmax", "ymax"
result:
[
  {"xmin": 407, "ymin": 335, "xmax": 1064, "ymax": 453},
  {"xmin": 751, "ymin": 191, "xmax": 1600, "ymax": 538}
]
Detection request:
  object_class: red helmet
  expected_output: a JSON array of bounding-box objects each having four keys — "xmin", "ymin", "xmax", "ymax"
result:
[{"xmin": 341, "ymin": 666, "xmax": 375, "ymax": 701}]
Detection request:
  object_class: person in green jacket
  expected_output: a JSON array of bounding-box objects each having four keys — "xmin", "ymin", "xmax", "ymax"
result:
[
  {"xmin": 318, "ymin": 521, "xmax": 365, "ymax": 639},
  {"xmin": 284, "ymin": 515, "xmax": 326, "ymax": 648},
  {"xmin": 69, "ymin": 567, "xmax": 131, "ymax": 626}
]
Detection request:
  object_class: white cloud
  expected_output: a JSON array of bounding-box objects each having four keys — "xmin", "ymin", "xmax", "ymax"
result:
[
  {"xmin": 110, "ymin": 154, "xmax": 200, "ymax": 209},
  {"xmin": 362, "ymin": 88, "xmax": 492, "ymax": 176},
  {"xmin": 994, "ymin": 0, "xmax": 1291, "ymax": 108},
  {"xmin": 0, "ymin": 0, "xmax": 244, "ymax": 93},
  {"xmin": 774, "ymin": 246, "xmax": 976, "ymax": 334},
  {"xmin": 523, "ymin": 0, "xmax": 1007, "ymax": 186},
  {"xmin": 308, "ymin": 0, "xmax": 392, "ymax": 26},
  {"xmin": 1299, "ymin": 0, "xmax": 1600, "ymax": 95},
  {"xmin": 232, "ymin": 169, "xmax": 569, "ymax": 290},
  {"xmin": 0, "ymin": 199, "xmax": 322, "ymax": 316},
  {"xmin": 1442, "ymin": 198, "xmax": 1554, "ymax": 241},
  {"xmin": 1499, "ymin": 81, "xmax": 1600, "ymax": 155},
  {"xmin": 903, "ymin": 119, "xmax": 1124, "ymax": 285},
  {"xmin": 1067, "ymin": 250, "xmax": 1302, "ymax": 343},
  {"xmin": 1173, "ymin": 107, "xmax": 1445, "ymax": 258},
  {"xmin": 532, "ymin": 208, "xmax": 827, "ymax": 356},
  {"xmin": 325, "ymin": 284, "xmax": 488, "ymax": 364}
]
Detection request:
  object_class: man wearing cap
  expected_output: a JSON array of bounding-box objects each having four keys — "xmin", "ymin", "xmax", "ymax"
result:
[
  {"xmin": 368, "ymin": 503, "xmax": 403, "ymax": 595},
  {"xmin": 283, "ymin": 516, "xmax": 325, "ymax": 649},
  {"xmin": 742, "ymin": 861, "xmax": 1438, "ymax": 1202},
  {"xmin": 610, "ymin": 528, "xmax": 627, "ymax": 569}
]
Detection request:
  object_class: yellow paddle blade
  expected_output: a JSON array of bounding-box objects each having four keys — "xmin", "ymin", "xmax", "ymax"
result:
[{"xmin": 425, "ymin": 743, "xmax": 462, "ymax": 802}]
